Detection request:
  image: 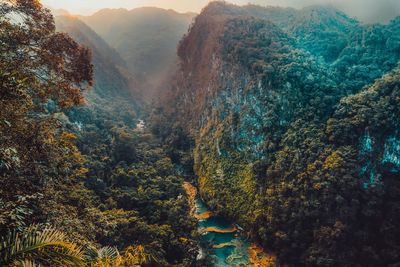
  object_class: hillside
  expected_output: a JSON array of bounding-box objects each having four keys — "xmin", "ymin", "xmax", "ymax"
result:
[
  {"xmin": 55, "ymin": 16, "xmax": 139, "ymax": 101},
  {"xmin": 0, "ymin": 11, "xmax": 199, "ymax": 266},
  {"xmin": 53, "ymin": 15, "xmax": 199, "ymax": 261},
  {"xmin": 153, "ymin": 2, "xmax": 400, "ymax": 266},
  {"xmin": 80, "ymin": 7, "xmax": 195, "ymax": 99},
  {"xmin": 54, "ymin": 15, "xmax": 142, "ymax": 134}
]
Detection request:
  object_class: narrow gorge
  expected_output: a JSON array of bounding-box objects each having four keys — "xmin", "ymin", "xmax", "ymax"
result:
[{"xmin": 1, "ymin": 1, "xmax": 400, "ymax": 267}]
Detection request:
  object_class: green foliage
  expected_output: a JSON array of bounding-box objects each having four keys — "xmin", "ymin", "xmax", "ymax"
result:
[
  {"xmin": 156, "ymin": 2, "xmax": 400, "ymax": 266},
  {"xmin": 1, "ymin": 1, "xmax": 197, "ymax": 266},
  {"xmin": 0, "ymin": 224, "xmax": 159, "ymax": 267},
  {"xmin": 59, "ymin": 55, "xmax": 197, "ymax": 266},
  {"xmin": 0, "ymin": 225, "xmax": 84, "ymax": 267},
  {"xmin": 0, "ymin": 0, "xmax": 92, "ymax": 236}
]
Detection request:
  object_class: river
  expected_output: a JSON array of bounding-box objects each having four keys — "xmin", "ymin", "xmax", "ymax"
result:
[{"xmin": 183, "ymin": 182, "xmax": 276, "ymax": 267}]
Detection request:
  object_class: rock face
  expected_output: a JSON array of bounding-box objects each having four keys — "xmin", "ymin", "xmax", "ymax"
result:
[{"xmin": 156, "ymin": 2, "xmax": 400, "ymax": 266}]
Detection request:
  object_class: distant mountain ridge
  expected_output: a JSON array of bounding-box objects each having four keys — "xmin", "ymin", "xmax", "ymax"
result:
[
  {"xmin": 55, "ymin": 16, "xmax": 135, "ymax": 98},
  {"xmin": 79, "ymin": 7, "xmax": 196, "ymax": 100},
  {"xmin": 55, "ymin": 15, "xmax": 141, "ymax": 131}
]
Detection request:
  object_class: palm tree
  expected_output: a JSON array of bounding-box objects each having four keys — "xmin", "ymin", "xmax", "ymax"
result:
[
  {"xmin": 0, "ymin": 225, "xmax": 84, "ymax": 267},
  {"xmin": 0, "ymin": 225, "xmax": 153, "ymax": 267},
  {"xmin": 13, "ymin": 260, "xmax": 43, "ymax": 267}
]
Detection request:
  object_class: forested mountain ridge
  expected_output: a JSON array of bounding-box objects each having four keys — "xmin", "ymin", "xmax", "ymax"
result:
[
  {"xmin": 1, "ymin": 0, "xmax": 400, "ymax": 266},
  {"xmin": 54, "ymin": 15, "xmax": 141, "ymax": 128},
  {"xmin": 55, "ymin": 15, "xmax": 141, "ymax": 101},
  {"xmin": 80, "ymin": 7, "xmax": 195, "ymax": 100},
  {"xmin": 153, "ymin": 2, "xmax": 400, "ymax": 266}
]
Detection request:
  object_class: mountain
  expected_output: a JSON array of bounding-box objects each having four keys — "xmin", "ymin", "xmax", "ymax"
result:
[
  {"xmin": 152, "ymin": 2, "xmax": 400, "ymax": 266},
  {"xmin": 80, "ymin": 7, "xmax": 196, "ymax": 99},
  {"xmin": 55, "ymin": 16, "xmax": 137, "ymax": 99},
  {"xmin": 3, "ymin": 1, "xmax": 400, "ymax": 266},
  {"xmin": 55, "ymin": 15, "xmax": 142, "ymax": 125},
  {"xmin": 51, "ymin": 8, "xmax": 70, "ymax": 16}
]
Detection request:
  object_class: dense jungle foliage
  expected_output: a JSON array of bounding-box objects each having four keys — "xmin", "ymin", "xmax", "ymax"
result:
[
  {"xmin": 2, "ymin": 0, "xmax": 400, "ymax": 266},
  {"xmin": 0, "ymin": 1, "xmax": 197, "ymax": 266},
  {"xmin": 153, "ymin": 2, "xmax": 400, "ymax": 266}
]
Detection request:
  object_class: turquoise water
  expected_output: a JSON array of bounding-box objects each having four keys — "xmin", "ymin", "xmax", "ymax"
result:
[{"xmin": 194, "ymin": 197, "xmax": 252, "ymax": 266}]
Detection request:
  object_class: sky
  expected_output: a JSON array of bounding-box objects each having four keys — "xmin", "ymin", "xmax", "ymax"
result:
[{"xmin": 42, "ymin": 0, "xmax": 400, "ymax": 23}]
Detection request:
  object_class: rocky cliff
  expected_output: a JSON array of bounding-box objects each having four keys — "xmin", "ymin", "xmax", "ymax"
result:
[{"xmin": 155, "ymin": 2, "xmax": 400, "ymax": 266}]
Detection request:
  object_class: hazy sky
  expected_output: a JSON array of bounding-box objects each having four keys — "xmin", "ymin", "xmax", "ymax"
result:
[{"xmin": 42, "ymin": 0, "xmax": 400, "ymax": 23}]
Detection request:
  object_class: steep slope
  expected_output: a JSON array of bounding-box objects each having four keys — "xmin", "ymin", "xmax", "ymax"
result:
[
  {"xmin": 55, "ymin": 16, "xmax": 137, "ymax": 100},
  {"xmin": 55, "ymin": 15, "xmax": 142, "ymax": 126},
  {"xmin": 179, "ymin": 2, "xmax": 399, "ymax": 94},
  {"xmin": 153, "ymin": 2, "xmax": 400, "ymax": 266},
  {"xmin": 80, "ymin": 7, "xmax": 195, "ymax": 98}
]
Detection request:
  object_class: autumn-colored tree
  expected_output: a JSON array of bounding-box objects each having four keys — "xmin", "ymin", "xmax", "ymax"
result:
[
  {"xmin": 0, "ymin": 1, "xmax": 198, "ymax": 266},
  {"xmin": 0, "ymin": 0, "xmax": 93, "ymax": 232}
]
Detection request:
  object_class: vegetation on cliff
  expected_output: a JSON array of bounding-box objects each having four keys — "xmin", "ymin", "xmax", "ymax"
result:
[
  {"xmin": 1, "ymin": 0, "xmax": 399, "ymax": 266},
  {"xmin": 153, "ymin": 2, "xmax": 400, "ymax": 266}
]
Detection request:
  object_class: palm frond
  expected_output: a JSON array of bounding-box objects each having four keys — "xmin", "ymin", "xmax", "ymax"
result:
[
  {"xmin": 85, "ymin": 246, "xmax": 119, "ymax": 261},
  {"xmin": 15, "ymin": 259, "xmax": 42, "ymax": 267},
  {"xmin": 0, "ymin": 224, "xmax": 84, "ymax": 267},
  {"xmin": 86, "ymin": 245, "xmax": 151, "ymax": 267}
]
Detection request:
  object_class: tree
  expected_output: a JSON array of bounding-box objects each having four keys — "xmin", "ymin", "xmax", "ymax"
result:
[
  {"xmin": 0, "ymin": 0, "xmax": 93, "ymax": 232},
  {"xmin": 0, "ymin": 224, "xmax": 150, "ymax": 267}
]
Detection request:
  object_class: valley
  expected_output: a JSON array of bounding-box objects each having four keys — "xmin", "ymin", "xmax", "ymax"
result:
[{"xmin": 1, "ymin": 1, "xmax": 400, "ymax": 266}]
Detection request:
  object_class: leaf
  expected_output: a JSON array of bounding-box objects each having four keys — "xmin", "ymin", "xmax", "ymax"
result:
[{"xmin": 0, "ymin": 225, "xmax": 84, "ymax": 266}]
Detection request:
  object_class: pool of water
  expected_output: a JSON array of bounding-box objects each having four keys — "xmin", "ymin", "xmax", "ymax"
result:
[{"xmin": 194, "ymin": 197, "xmax": 252, "ymax": 266}]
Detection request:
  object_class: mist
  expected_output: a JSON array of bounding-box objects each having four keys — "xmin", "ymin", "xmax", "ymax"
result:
[
  {"xmin": 243, "ymin": 0, "xmax": 400, "ymax": 23},
  {"xmin": 42, "ymin": 0, "xmax": 400, "ymax": 23}
]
